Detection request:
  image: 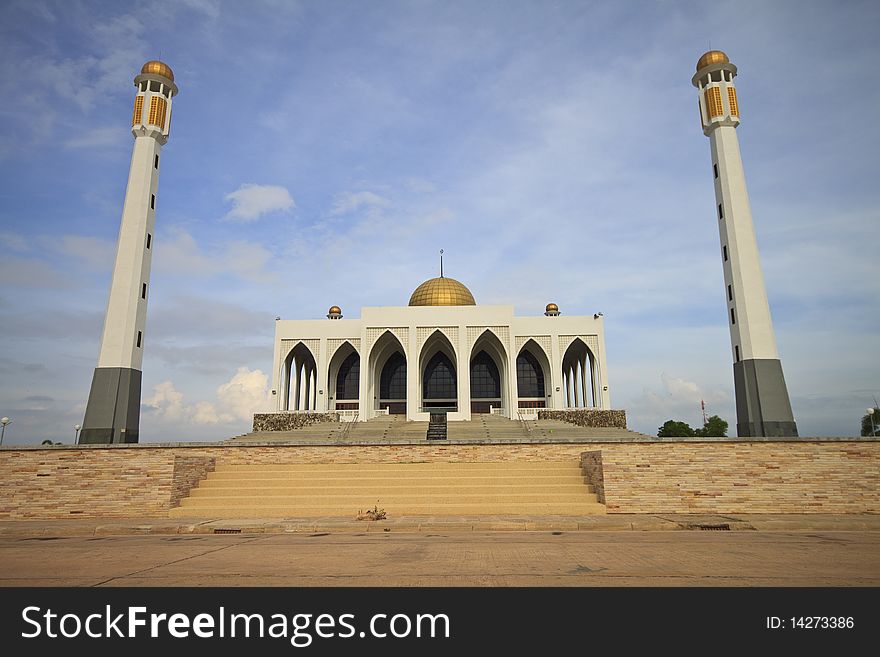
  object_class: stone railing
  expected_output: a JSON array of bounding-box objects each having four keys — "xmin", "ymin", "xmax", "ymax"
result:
[
  {"xmin": 253, "ymin": 412, "xmax": 339, "ymax": 432},
  {"xmin": 538, "ymin": 409, "xmax": 627, "ymax": 429}
]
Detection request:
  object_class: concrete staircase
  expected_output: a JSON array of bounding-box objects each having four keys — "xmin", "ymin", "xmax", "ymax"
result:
[{"xmin": 169, "ymin": 461, "xmax": 606, "ymax": 518}]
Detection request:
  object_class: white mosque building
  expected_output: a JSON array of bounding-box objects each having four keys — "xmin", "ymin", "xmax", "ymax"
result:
[{"xmin": 272, "ymin": 275, "xmax": 611, "ymax": 422}]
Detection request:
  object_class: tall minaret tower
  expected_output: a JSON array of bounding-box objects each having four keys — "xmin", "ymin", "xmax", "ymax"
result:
[
  {"xmin": 80, "ymin": 61, "xmax": 179, "ymax": 444},
  {"xmin": 692, "ymin": 50, "xmax": 797, "ymax": 437}
]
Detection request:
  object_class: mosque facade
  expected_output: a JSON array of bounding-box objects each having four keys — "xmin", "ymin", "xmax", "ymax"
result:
[{"xmin": 272, "ymin": 277, "xmax": 611, "ymax": 422}]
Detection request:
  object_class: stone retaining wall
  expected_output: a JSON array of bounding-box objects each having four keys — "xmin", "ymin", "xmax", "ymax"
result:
[
  {"xmin": 538, "ymin": 409, "xmax": 627, "ymax": 428},
  {"xmin": 1, "ymin": 439, "xmax": 877, "ymax": 518},
  {"xmin": 253, "ymin": 412, "xmax": 339, "ymax": 432}
]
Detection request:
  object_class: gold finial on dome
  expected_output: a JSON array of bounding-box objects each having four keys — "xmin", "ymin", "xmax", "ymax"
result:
[
  {"xmin": 141, "ymin": 60, "xmax": 174, "ymax": 81},
  {"xmin": 546, "ymin": 303, "xmax": 559, "ymax": 312},
  {"xmin": 409, "ymin": 277, "xmax": 476, "ymax": 306},
  {"xmin": 329, "ymin": 306, "xmax": 341, "ymax": 314},
  {"xmin": 696, "ymin": 50, "xmax": 729, "ymax": 72}
]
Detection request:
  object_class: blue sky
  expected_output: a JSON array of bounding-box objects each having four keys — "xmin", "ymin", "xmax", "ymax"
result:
[{"xmin": 1, "ymin": 0, "xmax": 877, "ymax": 444}]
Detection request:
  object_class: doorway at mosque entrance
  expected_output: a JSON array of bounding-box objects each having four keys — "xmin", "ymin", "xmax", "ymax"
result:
[
  {"xmin": 379, "ymin": 351, "xmax": 407, "ymax": 414},
  {"xmin": 422, "ymin": 351, "xmax": 458, "ymax": 412},
  {"xmin": 470, "ymin": 350, "xmax": 501, "ymax": 413}
]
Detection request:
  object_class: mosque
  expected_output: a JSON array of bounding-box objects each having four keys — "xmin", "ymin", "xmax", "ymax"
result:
[{"xmin": 272, "ymin": 275, "xmax": 610, "ymax": 423}]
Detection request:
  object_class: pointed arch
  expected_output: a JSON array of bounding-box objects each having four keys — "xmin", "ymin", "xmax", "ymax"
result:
[
  {"xmin": 419, "ymin": 329, "xmax": 458, "ymax": 411},
  {"xmin": 516, "ymin": 338, "xmax": 551, "ymax": 409},
  {"xmin": 327, "ymin": 340, "xmax": 359, "ymax": 410},
  {"xmin": 368, "ymin": 330, "xmax": 407, "ymax": 414},
  {"xmin": 469, "ymin": 329, "xmax": 508, "ymax": 414},
  {"xmin": 561, "ymin": 337, "xmax": 598, "ymax": 408},
  {"xmin": 281, "ymin": 341, "xmax": 318, "ymax": 411}
]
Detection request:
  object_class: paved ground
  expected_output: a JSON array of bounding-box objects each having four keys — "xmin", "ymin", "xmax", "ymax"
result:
[{"xmin": 1, "ymin": 518, "xmax": 878, "ymax": 586}]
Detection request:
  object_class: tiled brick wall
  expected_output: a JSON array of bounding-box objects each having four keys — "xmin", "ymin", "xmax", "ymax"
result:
[
  {"xmin": 170, "ymin": 455, "xmax": 216, "ymax": 508},
  {"xmin": 585, "ymin": 443, "xmax": 880, "ymax": 514},
  {"xmin": 1, "ymin": 440, "xmax": 877, "ymax": 518}
]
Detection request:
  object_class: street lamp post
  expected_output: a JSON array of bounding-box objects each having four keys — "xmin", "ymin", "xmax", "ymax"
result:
[
  {"xmin": 868, "ymin": 408, "xmax": 876, "ymax": 437},
  {"xmin": 74, "ymin": 424, "xmax": 82, "ymax": 445},
  {"xmin": 0, "ymin": 417, "xmax": 10, "ymax": 446}
]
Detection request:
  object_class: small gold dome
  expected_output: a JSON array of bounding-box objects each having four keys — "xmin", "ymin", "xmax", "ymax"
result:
[
  {"xmin": 546, "ymin": 303, "xmax": 559, "ymax": 312},
  {"xmin": 409, "ymin": 277, "xmax": 476, "ymax": 306},
  {"xmin": 141, "ymin": 60, "xmax": 174, "ymax": 81},
  {"xmin": 328, "ymin": 306, "xmax": 341, "ymax": 315},
  {"xmin": 696, "ymin": 50, "xmax": 729, "ymax": 72}
]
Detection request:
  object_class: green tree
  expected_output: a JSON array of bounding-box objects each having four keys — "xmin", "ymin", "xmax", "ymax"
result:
[
  {"xmin": 657, "ymin": 420, "xmax": 695, "ymax": 438},
  {"xmin": 862, "ymin": 407, "xmax": 879, "ymax": 437},
  {"xmin": 695, "ymin": 415, "xmax": 728, "ymax": 437}
]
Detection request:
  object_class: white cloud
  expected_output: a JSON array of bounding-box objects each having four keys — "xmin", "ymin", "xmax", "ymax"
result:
[
  {"xmin": 224, "ymin": 184, "xmax": 294, "ymax": 222},
  {"xmin": 155, "ymin": 227, "xmax": 276, "ymax": 283},
  {"xmin": 330, "ymin": 190, "xmax": 390, "ymax": 216},
  {"xmin": 142, "ymin": 368, "xmax": 270, "ymax": 428}
]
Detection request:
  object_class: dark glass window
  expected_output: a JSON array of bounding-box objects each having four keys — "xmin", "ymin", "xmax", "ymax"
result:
[
  {"xmin": 423, "ymin": 352, "xmax": 456, "ymax": 399},
  {"xmin": 470, "ymin": 351, "xmax": 500, "ymax": 398},
  {"xmin": 141, "ymin": 283, "xmax": 146, "ymax": 299},
  {"xmin": 517, "ymin": 351, "xmax": 545, "ymax": 398},
  {"xmin": 728, "ymin": 284, "xmax": 733, "ymax": 301},
  {"xmin": 723, "ymin": 245, "xmax": 728, "ymax": 261},
  {"xmin": 151, "ymin": 194, "xmax": 155, "ymax": 210},
  {"xmin": 735, "ymin": 345, "xmax": 740, "ymax": 362},
  {"xmin": 154, "ymin": 154, "xmax": 159, "ymax": 169},
  {"xmin": 380, "ymin": 352, "xmax": 406, "ymax": 400},
  {"xmin": 718, "ymin": 203, "xmax": 723, "ymax": 219},
  {"xmin": 335, "ymin": 352, "xmax": 360, "ymax": 400},
  {"xmin": 731, "ymin": 307, "xmax": 736, "ymax": 324},
  {"xmin": 713, "ymin": 163, "xmax": 718, "ymax": 178},
  {"xmin": 146, "ymin": 233, "xmax": 152, "ymax": 249},
  {"xmin": 136, "ymin": 331, "xmax": 142, "ymax": 348}
]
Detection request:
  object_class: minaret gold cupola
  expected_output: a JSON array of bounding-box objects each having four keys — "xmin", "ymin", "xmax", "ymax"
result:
[
  {"xmin": 132, "ymin": 60, "xmax": 178, "ymax": 143},
  {"xmin": 693, "ymin": 50, "xmax": 740, "ymax": 136}
]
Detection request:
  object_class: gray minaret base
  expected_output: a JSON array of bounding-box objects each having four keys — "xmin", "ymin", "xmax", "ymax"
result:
[
  {"xmin": 733, "ymin": 358, "xmax": 798, "ymax": 437},
  {"xmin": 80, "ymin": 367, "xmax": 142, "ymax": 444}
]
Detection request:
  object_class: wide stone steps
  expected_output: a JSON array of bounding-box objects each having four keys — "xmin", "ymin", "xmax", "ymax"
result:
[{"xmin": 169, "ymin": 461, "xmax": 605, "ymax": 518}]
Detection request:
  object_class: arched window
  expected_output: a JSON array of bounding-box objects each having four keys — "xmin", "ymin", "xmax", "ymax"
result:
[
  {"xmin": 380, "ymin": 352, "xmax": 406, "ymax": 400},
  {"xmin": 470, "ymin": 351, "xmax": 500, "ymax": 398},
  {"xmin": 516, "ymin": 351, "xmax": 545, "ymax": 398},
  {"xmin": 335, "ymin": 352, "xmax": 359, "ymax": 400},
  {"xmin": 423, "ymin": 352, "xmax": 456, "ymax": 400}
]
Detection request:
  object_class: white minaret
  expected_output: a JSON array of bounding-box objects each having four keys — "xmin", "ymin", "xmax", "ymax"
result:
[
  {"xmin": 80, "ymin": 60, "xmax": 179, "ymax": 444},
  {"xmin": 693, "ymin": 50, "xmax": 797, "ymax": 437}
]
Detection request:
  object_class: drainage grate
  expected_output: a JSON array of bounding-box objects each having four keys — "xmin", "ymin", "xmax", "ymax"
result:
[
  {"xmin": 696, "ymin": 523, "xmax": 730, "ymax": 531},
  {"xmin": 213, "ymin": 528, "xmax": 242, "ymax": 534}
]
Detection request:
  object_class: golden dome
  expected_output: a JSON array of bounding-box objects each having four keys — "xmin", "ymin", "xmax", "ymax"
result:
[
  {"xmin": 696, "ymin": 50, "xmax": 729, "ymax": 72},
  {"xmin": 141, "ymin": 60, "xmax": 174, "ymax": 81},
  {"xmin": 546, "ymin": 303, "xmax": 559, "ymax": 312},
  {"xmin": 409, "ymin": 277, "xmax": 476, "ymax": 306},
  {"xmin": 328, "ymin": 306, "xmax": 341, "ymax": 315}
]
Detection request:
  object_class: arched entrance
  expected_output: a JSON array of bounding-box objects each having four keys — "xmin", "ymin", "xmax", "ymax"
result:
[
  {"xmin": 469, "ymin": 329, "xmax": 508, "ymax": 414},
  {"xmin": 420, "ymin": 330, "xmax": 458, "ymax": 411},
  {"xmin": 562, "ymin": 338, "xmax": 598, "ymax": 408},
  {"xmin": 470, "ymin": 350, "xmax": 501, "ymax": 413},
  {"xmin": 379, "ymin": 352, "xmax": 407, "ymax": 414},
  {"xmin": 328, "ymin": 344, "xmax": 359, "ymax": 411},
  {"xmin": 368, "ymin": 331, "xmax": 407, "ymax": 416},
  {"xmin": 516, "ymin": 339, "xmax": 550, "ymax": 410},
  {"xmin": 281, "ymin": 342, "xmax": 318, "ymax": 411}
]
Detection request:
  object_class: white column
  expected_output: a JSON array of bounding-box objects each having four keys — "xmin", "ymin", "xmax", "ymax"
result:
[{"xmin": 581, "ymin": 357, "xmax": 589, "ymax": 408}]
